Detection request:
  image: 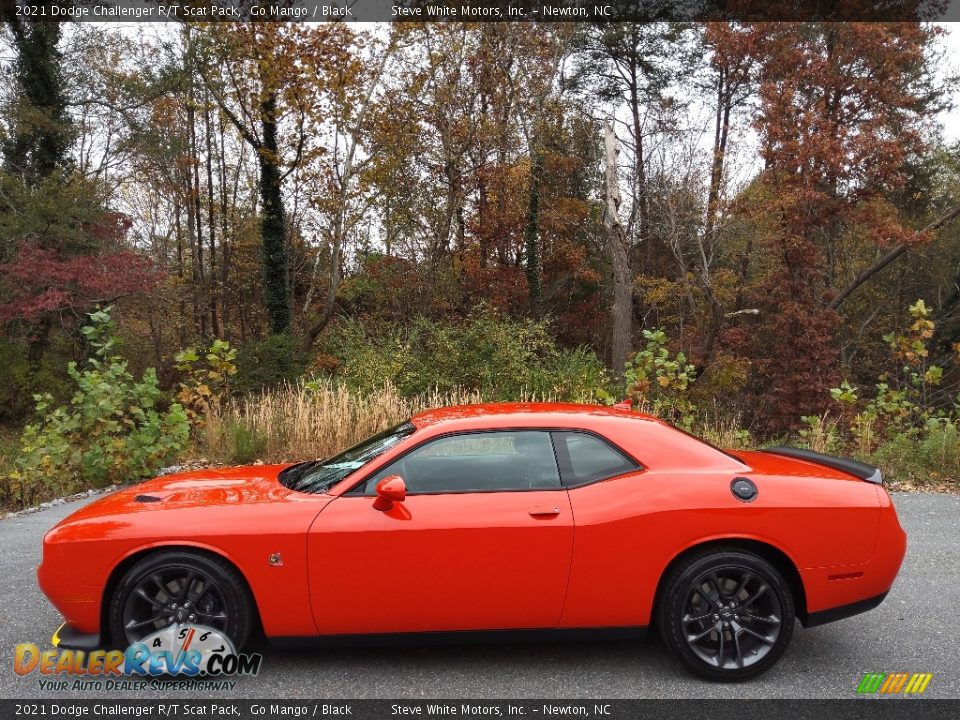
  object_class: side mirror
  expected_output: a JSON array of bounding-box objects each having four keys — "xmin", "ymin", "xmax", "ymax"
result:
[{"xmin": 373, "ymin": 474, "xmax": 406, "ymax": 511}]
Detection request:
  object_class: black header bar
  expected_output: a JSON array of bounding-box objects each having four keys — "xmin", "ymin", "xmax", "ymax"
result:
[
  {"xmin": 0, "ymin": 700, "xmax": 958, "ymax": 719},
  {"xmin": 6, "ymin": 0, "xmax": 960, "ymax": 23}
]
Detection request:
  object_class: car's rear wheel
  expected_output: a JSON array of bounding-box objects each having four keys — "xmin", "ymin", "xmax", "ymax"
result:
[
  {"xmin": 108, "ymin": 551, "xmax": 254, "ymax": 650},
  {"xmin": 657, "ymin": 547, "xmax": 795, "ymax": 681}
]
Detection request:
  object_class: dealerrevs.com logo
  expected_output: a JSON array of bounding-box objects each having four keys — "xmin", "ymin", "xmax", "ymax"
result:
[
  {"xmin": 14, "ymin": 624, "xmax": 261, "ymax": 691},
  {"xmin": 857, "ymin": 672, "xmax": 933, "ymax": 695}
]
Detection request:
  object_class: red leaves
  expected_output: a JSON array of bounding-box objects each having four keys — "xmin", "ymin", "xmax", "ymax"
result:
[
  {"xmin": 727, "ymin": 22, "xmax": 938, "ymax": 429},
  {"xmin": 0, "ymin": 245, "xmax": 161, "ymax": 324}
]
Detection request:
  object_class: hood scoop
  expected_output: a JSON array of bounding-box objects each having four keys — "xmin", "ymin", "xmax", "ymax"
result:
[{"xmin": 134, "ymin": 494, "xmax": 163, "ymax": 503}]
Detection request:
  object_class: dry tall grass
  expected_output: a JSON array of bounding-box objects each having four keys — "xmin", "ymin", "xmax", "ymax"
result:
[
  {"xmin": 201, "ymin": 381, "xmax": 758, "ymax": 465},
  {"xmin": 202, "ymin": 381, "xmax": 490, "ymax": 464},
  {"xmin": 696, "ymin": 412, "xmax": 752, "ymax": 450}
]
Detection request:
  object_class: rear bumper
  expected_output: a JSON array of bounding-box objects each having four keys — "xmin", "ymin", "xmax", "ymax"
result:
[
  {"xmin": 803, "ymin": 591, "xmax": 889, "ymax": 628},
  {"xmin": 800, "ymin": 489, "xmax": 906, "ymax": 626}
]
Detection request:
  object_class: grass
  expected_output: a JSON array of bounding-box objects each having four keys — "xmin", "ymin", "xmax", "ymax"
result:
[
  {"xmin": 866, "ymin": 422, "xmax": 960, "ymax": 492},
  {"xmin": 201, "ymin": 381, "xmax": 488, "ymax": 464},
  {"xmin": 0, "ymin": 427, "xmax": 17, "ymax": 478},
  {"xmin": 4, "ymin": 381, "xmax": 956, "ymax": 512},
  {"xmin": 200, "ymin": 380, "xmax": 761, "ymax": 465}
]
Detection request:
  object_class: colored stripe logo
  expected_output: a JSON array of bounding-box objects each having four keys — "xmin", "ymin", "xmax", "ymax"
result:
[{"xmin": 857, "ymin": 672, "xmax": 933, "ymax": 694}]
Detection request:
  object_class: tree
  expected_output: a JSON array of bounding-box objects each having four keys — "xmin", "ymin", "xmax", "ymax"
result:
[
  {"xmin": 695, "ymin": 23, "xmax": 759, "ymax": 368},
  {"xmin": 0, "ymin": 13, "xmax": 157, "ymax": 372},
  {"xmin": 603, "ymin": 121, "xmax": 631, "ymax": 378},
  {"xmin": 740, "ymin": 22, "xmax": 944, "ymax": 426},
  {"xmin": 301, "ymin": 31, "xmax": 397, "ymax": 350},
  {"xmin": 1, "ymin": 6, "xmax": 73, "ymax": 184},
  {"xmin": 574, "ymin": 22, "xmax": 695, "ymax": 271},
  {"xmin": 196, "ymin": 22, "xmax": 351, "ymax": 334},
  {"xmin": 509, "ymin": 25, "xmax": 575, "ymax": 313}
]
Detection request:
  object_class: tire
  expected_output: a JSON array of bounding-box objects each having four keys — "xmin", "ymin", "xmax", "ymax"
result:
[
  {"xmin": 107, "ymin": 551, "xmax": 254, "ymax": 650},
  {"xmin": 656, "ymin": 547, "xmax": 795, "ymax": 681}
]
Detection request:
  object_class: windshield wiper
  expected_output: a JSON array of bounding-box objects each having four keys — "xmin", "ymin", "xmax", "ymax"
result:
[{"xmin": 279, "ymin": 460, "xmax": 319, "ymax": 489}]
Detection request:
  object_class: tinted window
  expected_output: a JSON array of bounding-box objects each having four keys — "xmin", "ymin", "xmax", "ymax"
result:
[
  {"xmin": 355, "ymin": 431, "xmax": 561, "ymax": 494},
  {"xmin": 553, "ymin": 431, "xmax": 637, "ymax": 485}
]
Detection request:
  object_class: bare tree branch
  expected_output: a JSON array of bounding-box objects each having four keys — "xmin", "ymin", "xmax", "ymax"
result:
[{"xmin": 830, "ymin": 203, "xmax": 960, "ymax": 310}]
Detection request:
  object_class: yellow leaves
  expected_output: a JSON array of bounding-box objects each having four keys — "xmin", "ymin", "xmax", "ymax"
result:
[
  {"xmin": 908, "ymin": 298, "xmax": 930, "ymax": 319},
  {"xmin": 629, "ymin": 379, "xmax": 650, "ymax": 395}
]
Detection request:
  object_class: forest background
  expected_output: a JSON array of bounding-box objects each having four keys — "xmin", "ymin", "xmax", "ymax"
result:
[{"xmin": 2, "ymin": 15, "xmax": 960, "ymax": 508}]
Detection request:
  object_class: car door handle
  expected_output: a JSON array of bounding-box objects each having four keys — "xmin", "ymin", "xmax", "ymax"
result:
[{"xmin": 528, "ymin": 506, "xmax": 561, "ymax": 517}]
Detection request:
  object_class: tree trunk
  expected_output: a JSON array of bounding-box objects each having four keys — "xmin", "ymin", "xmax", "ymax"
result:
[
  {"xmin": 218, "ymin": 111, "xmax": 232, "ymax": 341},
  {"xmin": 628, "ymin": 68, "xmax": 648, "ymax": 272},
  {"xmin": 174, "ymin": 197, "xmax": 187, "ymax": 347},
  {"xmin": 204, "ymin": 102, "xmax": 220, "ymax": 337},
  {"xmin": 259, "ymin": 91, "xmax": 291, "ymax": 335},
  {"xmin": 603, "ymin": 121, "xmax": 632, "ymax": 380},
  {"xmin": 699, "ymin": 68, "xmax": 733, "ymax": 369},
  {"xmin": 185, "ymin": 61, "xmax": 207, "ymax": 338},
  {"xmin": 525, "ymin": 147, "xmax": 543, "ymax": 315}
]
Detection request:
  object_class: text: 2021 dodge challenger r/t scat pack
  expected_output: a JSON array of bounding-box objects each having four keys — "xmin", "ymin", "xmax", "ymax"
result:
[{"xmin": 38, "ymin": 403, "xmax": 906, "ymax": 681}]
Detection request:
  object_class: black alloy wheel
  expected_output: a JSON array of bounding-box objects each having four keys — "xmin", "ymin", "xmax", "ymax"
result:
[
  {"xmin": 657, "ymin": 547, "xmax": 795, "ymax": 681},
  {"xmin": 108, "ymin": 551, "xmax": 253, "ymax": 649}
]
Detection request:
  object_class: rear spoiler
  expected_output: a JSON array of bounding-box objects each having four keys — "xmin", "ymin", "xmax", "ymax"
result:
[{"xmin": 762, "ymin": 446, "xmax": 883, "ymax": 484}]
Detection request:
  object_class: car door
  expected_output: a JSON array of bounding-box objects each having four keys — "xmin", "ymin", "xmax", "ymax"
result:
[{"xmin": 307, "ymin": 430, "xmax": 574, "ymax": 635}]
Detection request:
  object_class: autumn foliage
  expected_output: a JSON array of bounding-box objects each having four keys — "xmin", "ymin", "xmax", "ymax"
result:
[
  {"xmin": 724, "ymin": 23, "xmax": 943, "ymax": 427},
  {"xmin": 1, "ymin": 19, "xmax": 959, "ymax": 449}
]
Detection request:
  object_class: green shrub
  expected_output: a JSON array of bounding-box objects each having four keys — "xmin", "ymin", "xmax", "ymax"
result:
[
  {"xmin": 2, "ymin": 308, "xmax": 189, "ymax": 507},
  {"xmin": 225, "ymin": 421, "xmax": 268, "ymax": 465},
  {"xmin": 869, "ymin": 420, "xmax": 960, "ymax": 487},
  {"xmin": 602, "ymin": 328, "xmax": 697, "ymax": 426},
  {"xmin": 175, "ymin": 338, "xmax": 238, "ymax": 422},
  {"xmin": 797, "ymin": 413, "xmax": 843, "ymax": 454},
  {"xmin": 233, "ymin": 333, "xmax": 305, "ymax": 394},
  {"xmin": 830, "ymin": 300, "xmax": 958, "ymax": 451},
  {"xmin": 324, "ymin": 308, "xmax": 607, "ymax": 402},
  {"xmin": 0, "ymin": 336, "xmax": 73, "ymax": 424}
]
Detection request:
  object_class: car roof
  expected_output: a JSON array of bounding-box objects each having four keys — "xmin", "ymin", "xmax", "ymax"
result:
[{"xmin": 410, "ymin": 402, "xmax": 659, "ymax": 429}]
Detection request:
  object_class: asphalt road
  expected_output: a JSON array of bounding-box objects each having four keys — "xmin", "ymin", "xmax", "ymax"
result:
[{"xmin": 1, "ymin": 492, "xmax": 957, "ymax": 700}]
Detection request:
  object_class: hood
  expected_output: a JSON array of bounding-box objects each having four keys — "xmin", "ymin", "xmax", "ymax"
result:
[{"xmin": 55, "ymin": 464, "xmax": 294, "ymax": 526}]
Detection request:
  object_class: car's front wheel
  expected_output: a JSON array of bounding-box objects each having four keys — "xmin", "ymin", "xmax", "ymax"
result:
[
  {"xmin": 107, "ymin": 550, "xmax": 254, "ymax": 649},
  {"xmin": 657, "ymin": 547, "xmax": 795, "ymax": 681}
]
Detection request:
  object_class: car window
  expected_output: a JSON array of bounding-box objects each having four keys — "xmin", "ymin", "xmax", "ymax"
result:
[
  {"xmin": 552, "ymin": 431, "xmax": 637, "ymax": 486},
  {"xmin": 354, "ymin": 431, "xmax": 561, "ymax": 495},
  {"xmin": 280, "ymin": 421, "xmax": 415, "ymax": 494}
]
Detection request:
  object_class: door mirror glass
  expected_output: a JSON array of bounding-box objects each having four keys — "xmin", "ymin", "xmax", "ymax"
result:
[{"xmin": 373, "ymin": 474, "xmax": 406, "ymax": 511}]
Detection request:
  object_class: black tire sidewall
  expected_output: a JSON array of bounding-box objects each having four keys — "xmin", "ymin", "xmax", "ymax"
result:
[
  {"xmin": 108, "ymin": 551, "xmax": 253, "ymax": 650},
  {"xmin": 657, "ymin": 549, "xmax": 795, "ymax": 681}
]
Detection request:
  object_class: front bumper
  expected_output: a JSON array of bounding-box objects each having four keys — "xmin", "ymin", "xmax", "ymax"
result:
[
  {"xmin": 51, "ymin": 622, "xmax": 103, "ymax": 651},
  {"xmin": 37, "ymin": 548, "xmax": 105, "ymax": 637}
]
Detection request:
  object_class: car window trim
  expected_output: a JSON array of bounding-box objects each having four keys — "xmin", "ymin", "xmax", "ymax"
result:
[
  {"xmin": 343, "ymin": 426, "xmax": 642, "ymax": 496},
  {"xmin": 550, "ymin": 430, "xmax": 644, "ymax": 489},
  {"xmin": 345, "ymin": 428, "xmax": 563, "ymax": 496}
]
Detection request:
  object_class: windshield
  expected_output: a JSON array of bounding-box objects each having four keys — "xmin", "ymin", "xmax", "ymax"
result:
[{"xmin": 279, "ymin": 421, "xmax": 416, "ymax": 494}]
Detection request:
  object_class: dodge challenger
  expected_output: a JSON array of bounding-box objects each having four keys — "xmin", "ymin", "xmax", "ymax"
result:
[{"xmin": 38, "ymin": 403, "xmax": 907, "ymax": 680}]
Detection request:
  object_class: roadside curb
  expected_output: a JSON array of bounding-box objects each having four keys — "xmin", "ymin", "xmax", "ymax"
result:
[{"xmin": 0, "ymin": 486, "xmax": 115, "ymax": 522}]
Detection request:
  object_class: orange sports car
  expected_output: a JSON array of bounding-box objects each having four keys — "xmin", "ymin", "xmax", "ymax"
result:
[{"xmin": 38, "ymin": 403, "xmax": 906, "ymax": 680}]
